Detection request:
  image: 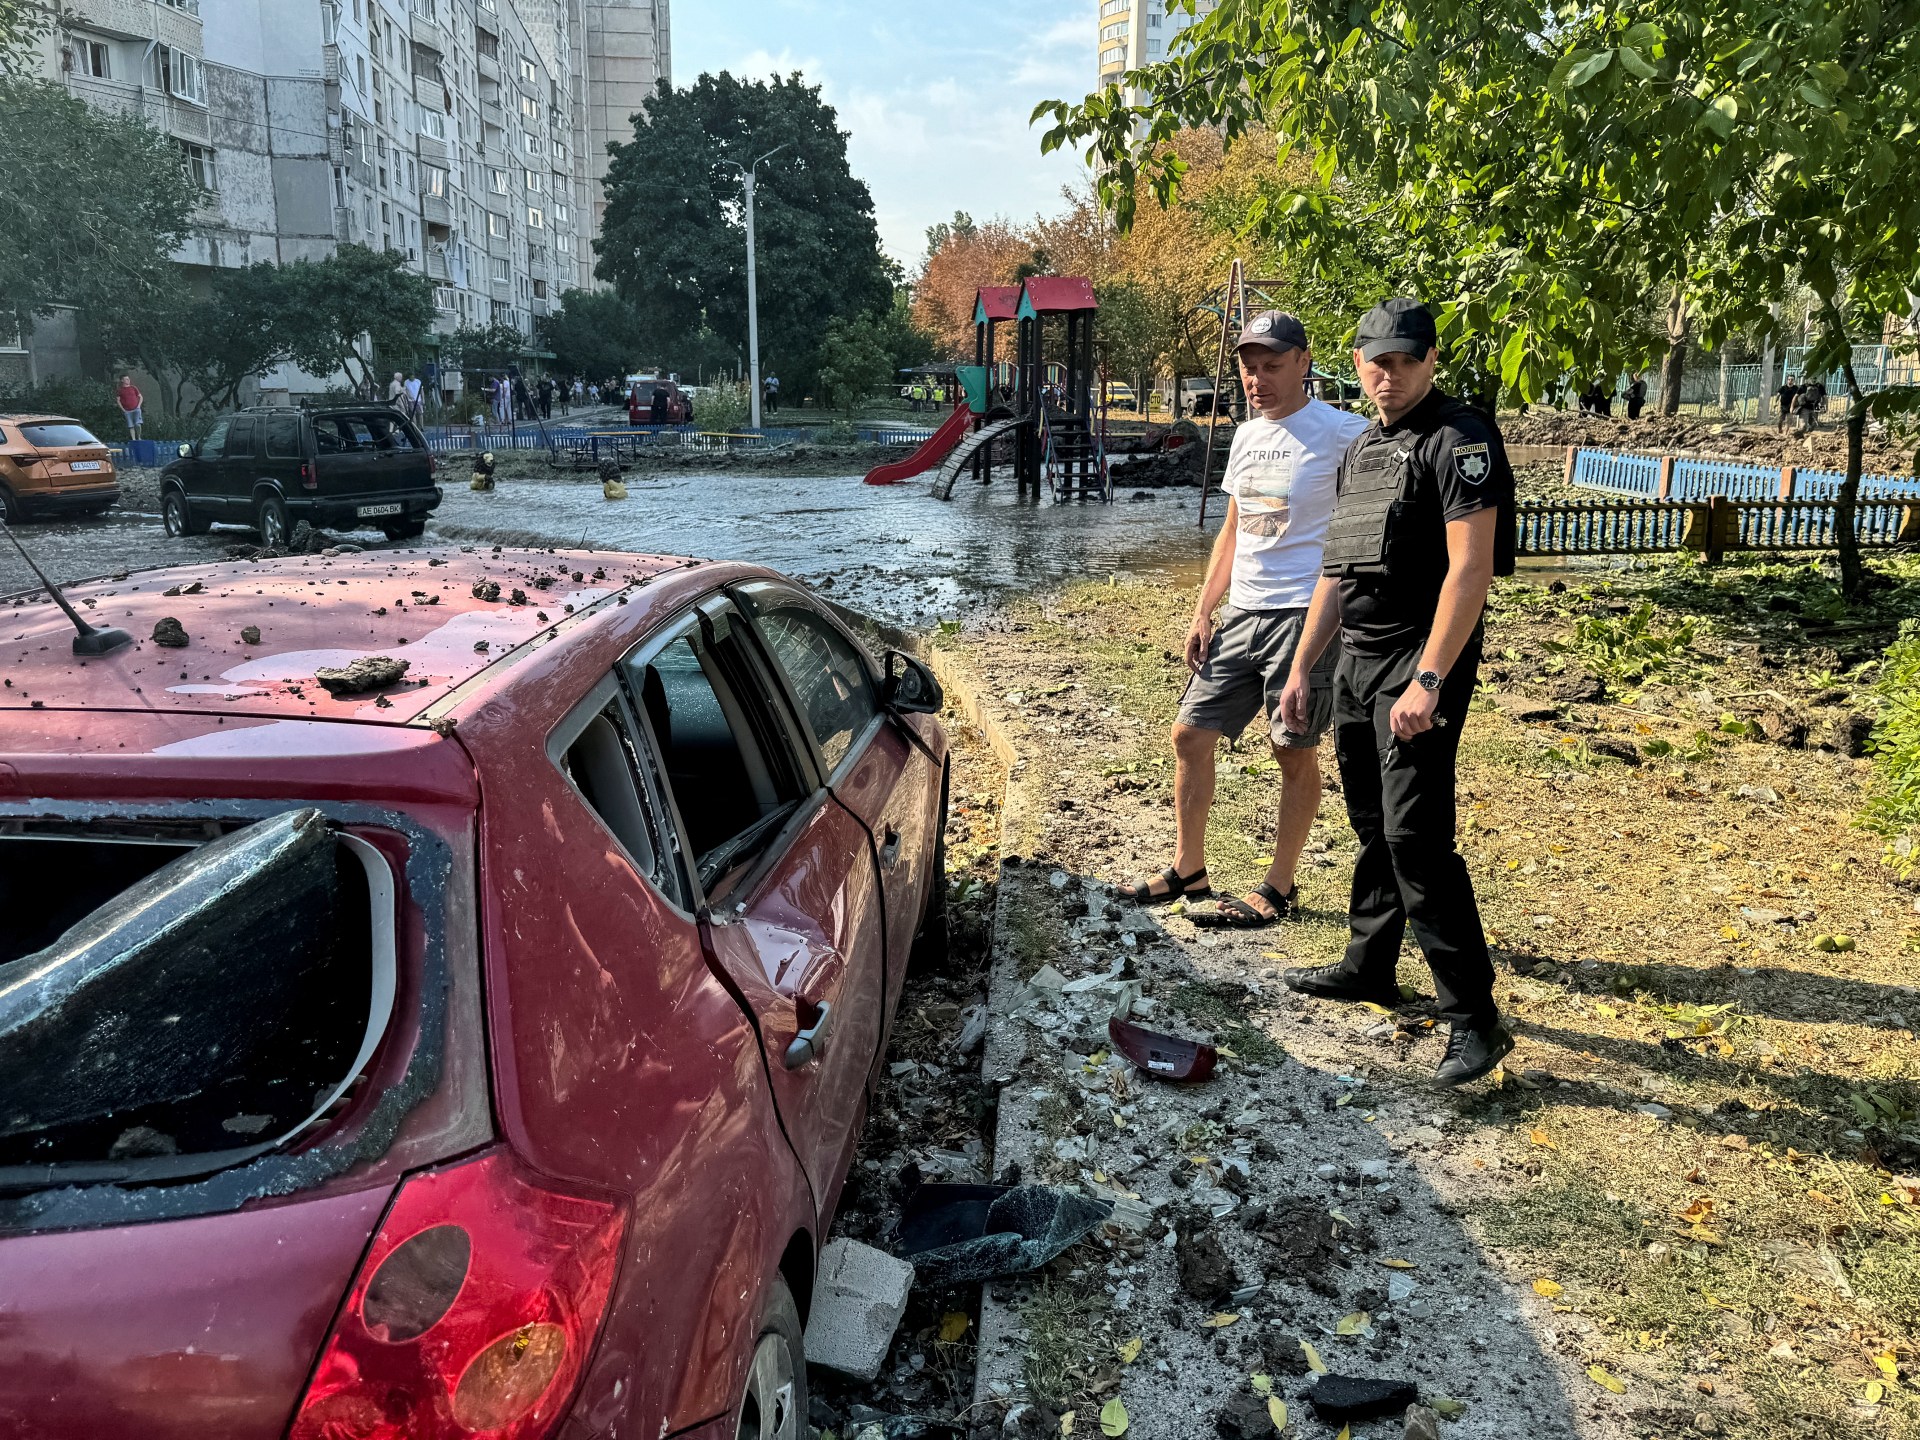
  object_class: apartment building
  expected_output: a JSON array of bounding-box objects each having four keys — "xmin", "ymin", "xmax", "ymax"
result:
[
  {"xmin": 1095, "ymin": 0, "xmax": 1212, "ymax": 102},
  {"xmin": 16, "ymin": 0, "xmax": 667, "ymax": 396}
]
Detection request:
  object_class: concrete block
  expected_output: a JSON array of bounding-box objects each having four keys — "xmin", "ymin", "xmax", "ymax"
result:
[{"xmin": 803, "ymin": 1238, "xmax": 915, "ymax": 1380}]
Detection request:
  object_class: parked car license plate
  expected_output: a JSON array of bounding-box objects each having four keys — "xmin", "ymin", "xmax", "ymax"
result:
[
  {"xmin": 69, "ymin": 461, "xmax": 102, "ymax": 472},
  {"xmin": 356, "ymin": 503, "xmax": 402, "ymax": 518}
]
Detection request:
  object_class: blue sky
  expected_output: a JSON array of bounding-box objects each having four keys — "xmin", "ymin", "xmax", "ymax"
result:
[{"xmin": 672, "ymin": 0, "xmax": 1097, "ymax": 269}]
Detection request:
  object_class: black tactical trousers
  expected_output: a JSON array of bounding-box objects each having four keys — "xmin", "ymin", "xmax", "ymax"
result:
[{"xmin": 1331, "ymin": 637, "xmax": 1498, "ymax": 1028}]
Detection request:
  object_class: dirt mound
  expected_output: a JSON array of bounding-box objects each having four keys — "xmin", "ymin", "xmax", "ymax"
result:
[{"xmin": 1500, "ymin": 408, "xmax": 1918, "ymax": 471}]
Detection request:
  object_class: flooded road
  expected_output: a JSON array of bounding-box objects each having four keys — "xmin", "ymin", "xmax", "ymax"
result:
[{"xmin": 3, "ymin": 470, "xmax": 1221, "ymax": 632}]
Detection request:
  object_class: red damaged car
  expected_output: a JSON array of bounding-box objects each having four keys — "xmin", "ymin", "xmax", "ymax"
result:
[{"xmin": 0, "ymin": 546, "xmax": 948, "ymax": 1439}]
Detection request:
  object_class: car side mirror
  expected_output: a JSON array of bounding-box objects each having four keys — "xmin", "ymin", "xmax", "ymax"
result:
[
  {"xmin": 177, "ymin": 442, "xmax": 194, "ymax": 459},
  {"xmin": 882, "ymin": 651, "xmax": 942, "ymax": 715}
]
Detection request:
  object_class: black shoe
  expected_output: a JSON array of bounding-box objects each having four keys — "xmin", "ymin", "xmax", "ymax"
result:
[
  {"xmin": 1436, "ymin": 1022, "xmax": 1514, "ymax": 1086},
  {"xmin": 1282, "ymin": 965, "xmax": 1399, "ymax": 1008}
]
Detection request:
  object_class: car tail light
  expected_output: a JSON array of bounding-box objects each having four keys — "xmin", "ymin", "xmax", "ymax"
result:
[
  {"xmin": 301, "ymin": 461, "xmax": 318, "ymax": 490},
  {"xmin": 289, "ymin": 1148, "xmax": 625, "ymax": 1440},
  {"xmin": 428, "ymin": 454, "xmax": 440, "ymax": 475}
]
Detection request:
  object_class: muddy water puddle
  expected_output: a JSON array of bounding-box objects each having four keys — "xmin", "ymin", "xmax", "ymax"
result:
[{"xmin": 433, "ymin": 471, "xmax": 1220, "ymax": 629}]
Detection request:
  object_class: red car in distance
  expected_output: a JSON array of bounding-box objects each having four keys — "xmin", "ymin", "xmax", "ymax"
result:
[{"xmin": 0, "ymin": 546, "xmax": 949, "ymax": 1440}]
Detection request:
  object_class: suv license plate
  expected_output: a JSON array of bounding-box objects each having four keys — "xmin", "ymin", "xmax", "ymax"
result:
[
  {"xmin": 357, "ymin": 503, "xmax": 402, "ymax": 517},
  {"xmin": 69, "ymin": 460, "xmax": 102, "ymax": 472}
]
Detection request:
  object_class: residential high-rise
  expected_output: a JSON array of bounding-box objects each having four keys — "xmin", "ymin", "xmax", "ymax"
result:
[
  {"xmin": 12, "ymin": 0, "xmax": 668, "ymax": 398},
  {"xmin": 1096, "ymin": 0, "xmax": 1212, "ymax": 104}
]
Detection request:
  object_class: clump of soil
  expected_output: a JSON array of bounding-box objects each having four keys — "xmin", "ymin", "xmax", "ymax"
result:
[
  {"xmin": 315, "ymin": 656, "xmax": 409, "ymax": 695},
  {"xmin": 1173, "ymin": 1210, "xmax": 1239, "ymax": 1306},
  {"xmin": 151, "ymin": 617, "xmax": 188, "ymax": 648}
]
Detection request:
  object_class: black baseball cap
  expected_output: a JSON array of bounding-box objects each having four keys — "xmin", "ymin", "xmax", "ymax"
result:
[
  {"xmin": 1355, "ymin": 297, "xmax": 1438, "ymax": 361},
  {"xmin": 1237, "ymin": 310, "xmax": 1308, "ymax": 355}
]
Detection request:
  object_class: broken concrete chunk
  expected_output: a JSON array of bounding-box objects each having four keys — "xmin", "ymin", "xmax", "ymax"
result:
[
  {"xmin": 240, "ymin": 625, "xmax": 261, "ymax": 646},
  {"xmin": 1214, "ymin": 1392, "xmax": 1270, "ymax": 1439},
  {"xmin": 803, "ymin": 1239, "xmax": 914, "ymax": 1380},
  {"xmin": 108, "ymin": 1125, "xmax": 179, "ymax": 1159},
  {"xmin": 1305, "ymin": 1373, "xmax": 1419, "ymax": 1423},
  {"xmin": 1404, "ymin": 1404, "xmax": 1443, "ymax": 1440},
  {"xmin": 151, "ymin": 617, "xmax": 189, "ymax": 648},
  {"xmin": 314, "ymin": 655, "xmax": 410, "ymax": 696}
]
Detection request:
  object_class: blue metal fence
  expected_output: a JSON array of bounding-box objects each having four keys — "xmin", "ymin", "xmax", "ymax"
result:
[
  {"xmin": 1569, "ymin": 449, "xmax": 1663, "ymax": 496},
  {"xmin": 1669, "ymin": 458, "xmax": 1781, "ymax": 501},
  {"xmin": 1793, "ymin": 469, "xmax": 1920, "ymax": 501},
  {"xmin": 860, "ymin": 426, "xmax": 937, "ymax": 446}
]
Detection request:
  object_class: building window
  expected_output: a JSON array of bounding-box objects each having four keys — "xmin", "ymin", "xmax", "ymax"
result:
[
  {"xmin": 487, "ymin": 211, "xmax": 509, "ymax": 238},
  {"xmin": 75, "ymin": 39, "xmax": 111, "ymax": 77},
  {"xmin": 1147, "ymin": 38, "xmax": 1162, "ymax": 53},
  {"xmin": 490, "ymin": 256, "xmax": 508, "ymax": 284},
  {"xmin": 1147, "ymin": 10, "xmax": 1160, "ymax": 24},
  {"xmin": 553, "ymin": 202, "xmax": 570, "ymax": 225},
  {"xmin": 420, "ymin": 106, "xmax": 446, "ymax": 139},
  {"xmin": 424, "ymin": 164, "xmax": 448, "ymax": 196},
  {"xmin": 526, "ymin": 206, "xmax": 543, "ymax": 228},
  {"xmin": 1100, "ymin": 20, "xmax": 1128, "ymax": 40},
  {"xmin": 177, "ymin": 140, "xmax": 218, "ymax": 191},
  {"xmin": 434, "ymin": 285, "xmax": 456, "ymax": 311},
  {"xmin": 522, "ymin": 133, "xmax": 542, "ymax": 156},
  {"xmin": 1099, "ymin": 44, "xmax": 1126, "ymax": 68},
  {"xmin": 156, "ymin": 46, "xmax": 206, "ymax": 105},
  {"xmin": 489, "ymin": 167, "xmax": 508, "ymax": 193},
  {"xmin": 518, "ymin": 56, "xmax": 537, "ymax": 84},
  {"xmin": 523, "ymin": 167, "xmax": 540, "ymax": 192},
  {"xmin": 519, "ymin": 94, "xmax": 538, "ymax": 120},
  {"xmin": 1100, "ymin": 0, "xmax": 1128, "ymax": 14},
  {"xmin": 356, "ymin": 54, "xmax": 367, "ymax": 91}
]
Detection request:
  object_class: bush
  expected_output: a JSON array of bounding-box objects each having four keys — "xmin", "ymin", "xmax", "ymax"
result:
[
  {"xmin": 1863, "ymin": 620, "xmax": 1920, "ymax": 880},
  {"xmin": 698, "ymin": 379, "xmax": 752, "ymax": 433},
  {"xmin": 0, "ymin": 377, "xmax": 122, "ymax": 436}
]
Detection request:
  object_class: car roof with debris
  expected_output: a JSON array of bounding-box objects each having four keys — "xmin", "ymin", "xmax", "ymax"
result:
[{"xmin": 1, "ymin": 547, "xmax": 707, "ymax": 725}]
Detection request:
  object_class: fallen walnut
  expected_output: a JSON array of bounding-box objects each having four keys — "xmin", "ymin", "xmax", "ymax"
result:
[
  {"xmin": 152, "ymin": 617, "xmax": 189, "ymax": 648},
  {"xmin": 314, "ymin": 656, "xmax": 410, "ymax": 696}
]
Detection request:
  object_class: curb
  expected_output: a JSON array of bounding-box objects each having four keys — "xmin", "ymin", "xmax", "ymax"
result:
[{"xmin": 922, "ymin": 644, "xmax": 1044, "ymax": 1421}]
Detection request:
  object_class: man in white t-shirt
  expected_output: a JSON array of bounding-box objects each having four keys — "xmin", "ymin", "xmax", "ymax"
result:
[{"xmin": 1127, "ymin": 311, "xmax": 1370, "ymax": 926}]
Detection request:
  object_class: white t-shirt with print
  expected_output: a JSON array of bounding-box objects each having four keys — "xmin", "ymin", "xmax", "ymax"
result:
[{"xmin": 1222, "ymin": 398, "xmax": 1371, "ymax": 610}]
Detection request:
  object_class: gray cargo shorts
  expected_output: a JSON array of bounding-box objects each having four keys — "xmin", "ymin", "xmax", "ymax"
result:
[{"xmin": 1176, "ymin": 603, "xmax": 1337, "ymax": 749}]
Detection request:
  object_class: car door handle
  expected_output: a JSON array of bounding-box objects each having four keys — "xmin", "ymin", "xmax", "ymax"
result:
[
  {"xmin": 784, "ymin": 1001, "xmax": 833, "ymax": 1068},
  {"xmin": 879, "ymin": 825, "xmax": 902, "ymax": 869}
]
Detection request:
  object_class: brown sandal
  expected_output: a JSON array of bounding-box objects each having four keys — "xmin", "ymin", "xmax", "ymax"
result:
[{"xmin": 1126, "ymin": 865, "xmax": 1211, "ymax": 905}]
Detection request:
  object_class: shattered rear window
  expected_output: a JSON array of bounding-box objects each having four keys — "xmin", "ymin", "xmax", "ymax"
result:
[
  {"xmin": 18, "ymin": 423, "xmax": 103, "ymax": 449},
  {"xmin": 0, "ymin": 810, "xmax": 392, "ymax": 1176}
]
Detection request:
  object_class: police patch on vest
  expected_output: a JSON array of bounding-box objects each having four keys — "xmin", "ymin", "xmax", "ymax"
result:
[{"xmin": 1453, "ymin": 442, "xmax": 1491, "ymax": 484}]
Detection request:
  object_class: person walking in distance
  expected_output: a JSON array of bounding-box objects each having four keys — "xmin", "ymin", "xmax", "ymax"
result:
[
  {"xmin": 1278, "ymin": 298, "xmax": 1518, "ymax": 1085},
  {"xmin": 115, "ymin": 375, "xmax": 143, "ymax": 441},
  {"xmin": 1125, "ymin": 312, "xmax": 1370, "ymax": 921},
  {"xmin": 1624, "ymin": 371, "xmax": 1649, "ymax": 420}
]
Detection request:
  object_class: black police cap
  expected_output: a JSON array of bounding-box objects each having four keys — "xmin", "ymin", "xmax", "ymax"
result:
[
  {"xmin": 1355, "ymin": 297, "xmax": 1438, "ymax": 361},
  {"xmin": 1237, "ymin": 310, "xmax": 1308, "ymax": 355}
]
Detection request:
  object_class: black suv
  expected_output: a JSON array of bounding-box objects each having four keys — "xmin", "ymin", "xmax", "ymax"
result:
[{"xmin": 159, "ymin": 404, "xmax": 442, "ymax": 546}]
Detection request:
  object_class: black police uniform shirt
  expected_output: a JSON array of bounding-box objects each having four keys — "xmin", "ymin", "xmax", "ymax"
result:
[{"xmin": 1321, "ymin": 387, "xmax": 1513, "ymax": 656}]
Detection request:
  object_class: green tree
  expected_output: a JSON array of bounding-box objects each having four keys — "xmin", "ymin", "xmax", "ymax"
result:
[
  {"xmin": 92, "ymin": 263, "xmax": 303, "ymax": 419},
  {"xmin": 445, "ymin": 320, "xmax": 531, "ymax": 379},
  {"xmin": 595, "ymin": 72, "xmax": 894, "ymax": 396},
  {"xmin": 1036, "ymin": 0, "xmax": 1920, "ymax": 594},
  {"xmin": 0, "ymin": 0, "xmax": 46, "ymax": 74},
  {"xmin": 814, "ymin": 313, "xmax": 893, "ymax": 410},
  {"xmin": 279, "ymin": 244, "xmax": 436, "ymax": 396},
  {"xmin": 0, "ymin": 82, "xmax": 199, "ymax": 337},
  {"xmin": 923, "ymin": 210, "xmax": 977, "ymax": 264},
  {"xmin": 536, "ymin": 289, "xmax": 652, "ymax": 378}
]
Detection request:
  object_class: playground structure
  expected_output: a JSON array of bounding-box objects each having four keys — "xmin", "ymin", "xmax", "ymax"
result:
[{"xmin": 863, "ymin": 276, "xmax": 1111, "ymax": 502}]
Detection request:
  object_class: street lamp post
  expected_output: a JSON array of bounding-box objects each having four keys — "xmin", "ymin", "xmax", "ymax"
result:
[{"xmin": 731, "ymin": 144, "xmax": 788, "ymax": 431}]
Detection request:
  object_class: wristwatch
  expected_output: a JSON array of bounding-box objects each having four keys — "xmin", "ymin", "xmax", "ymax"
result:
[{"xmin": 1415, "ymin": 668, "xmax": 1444, "ymax": 692}]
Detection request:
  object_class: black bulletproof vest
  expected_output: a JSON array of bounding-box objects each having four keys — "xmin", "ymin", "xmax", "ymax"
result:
[
  {"xmin": 1323, "ymin": 397, "xmax": 1517, "ymax": 578},
  {"xmin": 1322, "ymin": 430, "xmax": 1413, "ymax": 574}
]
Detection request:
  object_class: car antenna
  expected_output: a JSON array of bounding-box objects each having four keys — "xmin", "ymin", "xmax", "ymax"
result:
[{"xmin": 0, "ymin": 517, "xmax": 134, "ymax": 656}]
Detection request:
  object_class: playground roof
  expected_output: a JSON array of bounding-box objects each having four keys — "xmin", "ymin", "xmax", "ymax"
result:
[
  {"xmin": 974, "ymin": 286, "xmax": 1021, "ymax": 324},
  {"xmin": 1016, "ymin": 276, "xmax": 1097, "ymax": 320}
]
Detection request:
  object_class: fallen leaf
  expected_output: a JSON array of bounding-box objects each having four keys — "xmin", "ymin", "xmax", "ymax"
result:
[
  {"xmin": 1328, "ymin": 1209, "xmax": 1353, "ymax": 1226},
  {"xmin": 1378, "ymin": 1258, "xmax": 1416, "ymax": 1270},
  {"xmin": 1249, "ymin": 1372, "xmax": 1273, "ymax": 1397},
  {"xmin": 1429, "ymin": 1396, "xmax": 1468, "ymax": 1419},
  {"xmin": 1100, "ymin": 1398, "xmax": 1128, "ymax": 1436},
  {"xmin": 1302, "ymin": 1340, "xmax": 1328, "ymax": 1374},
  {"xmin": 1865, "ymin": 1381, "xmax": 1885, "ymax": 1404},
  {"xmin": 1334, "ymin": 1093, "xmax": 1354, "ymax": 1107},
  {"xmin": 1335, "ymin": 1310, "xmax": 1371, "ymax": 1335},
  {"xmin": 1335, "ymin": 1427, "xmax": 1350, "ymax": 1440},
  {"xmin": 939, "ymin": 1311, "xmax": 969, "ymax": 1342},
  {"xmin": 1266, "ymin": 1396, "xmax": 1287, "ymax": 1430},
  {"xmin": 1675, "ymin": 1197, "xmax": 1715, "ymax": 1224},
  {"xmin": 1529, "ymin": 1127, "xmax": 1557, "ymax": 1148},
  {"xmin": 1875, "ymin": 1352, "xmax": 1900, "ymax": 1383},
  {"xmin": 1533, "ymin": 1277, "xmax": 1564, "ymax": 1299},
  {"xmin": 1203, "ymin": 1312, "xmax": 1240, "ymax": 1328},
  {"xmin": 1061, "ymin": 1412, "xmax": 1076, "ymax": 1436},
  {"xmin": 1587, "ymin": 1365, "xmax": 1626, "ymax": 1394},
  {"xmin": 1359, "ymin": 1001, "xmax": 1392, "ymax": 1015},
  {"xmin": 1116, "ymin": 1336, "xmax": 1142, "ymax": 1364}
]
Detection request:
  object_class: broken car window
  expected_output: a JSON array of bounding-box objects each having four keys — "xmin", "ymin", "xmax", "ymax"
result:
[{"xmin": 751, "ymin": 602, "xmax": 880, "ymax": 774}]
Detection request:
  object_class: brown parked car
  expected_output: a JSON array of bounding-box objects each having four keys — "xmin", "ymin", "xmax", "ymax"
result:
[{"xmin": 0, "ymin": 414, "xmax": 118, "ymax": 522}]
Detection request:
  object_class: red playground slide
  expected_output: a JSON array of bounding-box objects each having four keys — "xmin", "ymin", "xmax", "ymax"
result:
[{"xmin": 863, "ymin": 403, "xmax": 971, "ymax": 485}]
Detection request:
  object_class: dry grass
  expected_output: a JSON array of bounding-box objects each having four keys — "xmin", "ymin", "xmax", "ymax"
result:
[{"xmin": 954, "ymin": 554, "xmax": 1920, "ymax": 1438}]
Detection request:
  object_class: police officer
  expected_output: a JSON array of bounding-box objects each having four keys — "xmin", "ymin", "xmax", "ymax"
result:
[{"xmin": 1277, "ymin": 297, "xmax": 1516, "ymax": 1085}]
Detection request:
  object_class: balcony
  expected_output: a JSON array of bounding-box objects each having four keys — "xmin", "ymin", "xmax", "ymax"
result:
[
  {"xmin": 422, "ymin": 193, "xmax": 452, "ymax": 226},
  {"xmin": 476, "ymin": 50, "xmax": 499, "ymax": 82},
  {"xmin": 409, "ymin": 8, "xmax": 442, "ymax": 52},
  {"xmin": 480, "ymin": 98, "xmax": 503, "ymax": 127},
  {"xmin": 426, "ymin": 247, "xmax": 450, "ymax": 279}
]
